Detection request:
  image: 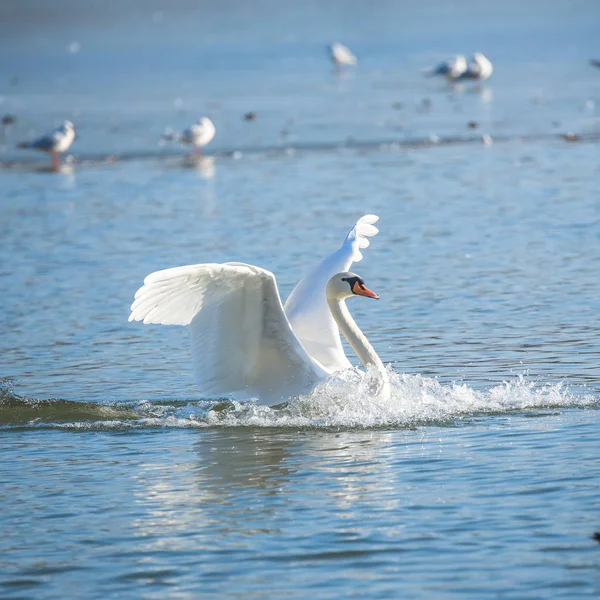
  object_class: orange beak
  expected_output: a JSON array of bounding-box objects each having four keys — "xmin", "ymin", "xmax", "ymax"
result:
[{"xmin": 352, "ymin": 281, "xmax": 380, "ymax": 299}]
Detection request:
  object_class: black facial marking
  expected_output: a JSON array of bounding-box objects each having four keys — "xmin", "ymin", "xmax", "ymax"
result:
[{"xmin": 341, "ymin": 276, "xmax": 366, "ymax": 293}]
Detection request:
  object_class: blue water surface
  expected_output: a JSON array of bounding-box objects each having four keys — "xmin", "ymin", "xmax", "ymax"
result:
[{"xmin": 1, "ymin": 1, "xmax": 600, "ymax": 598}]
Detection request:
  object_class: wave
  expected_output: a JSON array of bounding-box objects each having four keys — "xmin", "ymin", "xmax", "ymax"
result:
[
  {"xmin": 1, "ymin": 370, "xmax": 596, "ymax": 431},
  {"xmin": 0, "ymin": 379, "xmax": 141, "ymax": 427}
]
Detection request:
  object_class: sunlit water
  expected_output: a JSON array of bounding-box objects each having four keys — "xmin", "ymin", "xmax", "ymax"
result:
[{"xmin": 1, "ymin": 1, "xmax": 600, "ymax": 599}]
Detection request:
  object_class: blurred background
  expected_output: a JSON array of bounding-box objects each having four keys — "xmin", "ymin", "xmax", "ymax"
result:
[{"xmin": 1, "ymin": 0, "xmax": 599, "ymax": 159}]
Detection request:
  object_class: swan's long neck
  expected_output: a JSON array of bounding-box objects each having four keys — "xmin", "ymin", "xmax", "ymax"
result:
[{"xmin": 327, "ymin": 297, "xmax": 386, "ymax": 375}]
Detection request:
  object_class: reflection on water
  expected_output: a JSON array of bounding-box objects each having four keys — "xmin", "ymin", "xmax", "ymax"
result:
[
  {"xmin": 44, "ymin": 415, "xmax": 596, "ymax": 598},
  {"xmin": 132, "ymin": 429, "xmax": 399, "ymax": 544},
  {"xmin": 194, "ymin": 430, "xmax": 293, "ymax": 492},
  {"xmin": 32, "ymin": 163, "xmax": 75, "ymax": 176},
  {"xmin": 182, "ymin": 155, "xmax": 216, "ymax": 179}
]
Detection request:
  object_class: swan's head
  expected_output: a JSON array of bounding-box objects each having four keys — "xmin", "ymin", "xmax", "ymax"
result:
[
  {"xmin": 327, "ymin": 271, "xmax": 379, "ymax": 301},
  {"xmin": 198, "ymin": 117, "xmax": 213, "ymax": 127},
  {"xmin": 62, "ymin": 120, "xmax": 74, "ymax": 131}
]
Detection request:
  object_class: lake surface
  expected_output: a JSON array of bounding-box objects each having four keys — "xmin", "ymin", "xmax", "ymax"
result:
[{"xmin": 1, "ymin": 1, "xmax": 600, "ymax": 598}]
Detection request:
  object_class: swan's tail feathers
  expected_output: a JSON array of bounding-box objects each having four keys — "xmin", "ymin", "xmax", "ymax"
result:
[{"xmin": 346, "ymin": 214, "xmax": 380, "ymax": 262}]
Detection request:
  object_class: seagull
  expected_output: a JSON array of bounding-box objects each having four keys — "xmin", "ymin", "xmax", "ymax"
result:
[
  {"xmin": 164, "ymin": 117, "xmax": 216, "ymax": 155},
  {"xmin": 329, "ymin": 43, "xmax": 357, "ymax": 67},
  {"xmin": 425, "ymin": 55, "xmax": 467, "ymax": 79},
  {"xmin": 17, "ymin": 121, "xmax": 75, "ymax": 169},
  {"xmin": 459, "ymin": 52, "xmax": 493, "ymax": 81}
]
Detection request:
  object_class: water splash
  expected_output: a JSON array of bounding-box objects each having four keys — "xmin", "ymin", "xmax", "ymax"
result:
[
  {"xmin": 1, "ymin": 370, "xmax": 596, "ymax": 430},
  {"xmin": 200, "ymin": 368, "xmax": 597, "ymax": 429}
]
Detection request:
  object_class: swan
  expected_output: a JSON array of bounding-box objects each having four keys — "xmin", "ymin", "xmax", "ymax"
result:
[
  {"xmin": 129, "ymin": 215, "xmax": 389, "ymax": 405},
  {"xmin": 425, "ymin": 55, "xmax": 467, "ymax": 80},
  {"xmin": 459, "ymin": 52, "xmax": 493, "ymax": 81},
  {"xmin": 164, "ymin": 117, "xmax": 215, "ymax": 155},
  {"xmin": 17, "ymin": 120, "xmax": 75, "ymax": 169},
  {"xmin": 329, "ymin": 43, "xmax": 357, "ymax": 67}
]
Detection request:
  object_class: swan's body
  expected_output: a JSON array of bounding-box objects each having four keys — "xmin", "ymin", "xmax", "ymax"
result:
[
  {"xmin": 329, "ymin": 43, "xmax": 357, "ymax": 67},
  {"xmin": 18, "ymin": 120, "xmax": 75, "ymax": 169},
  {"xmin": 459, "ymin": 52, "xmax": 493, "ymax": 81},
  {"xmin": 129, "ymin": 215, "xmax": 388, "ymax": 405},
  {"xmin": 426, "ymin": 55, "xmax": 467, "ymax": 79},
  {"xmin": 166, "ymin": 117, "xmax": 215, "ymax": 154}
]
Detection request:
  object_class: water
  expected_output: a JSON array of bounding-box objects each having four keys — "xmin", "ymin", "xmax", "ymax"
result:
[{"xmin": 1, "ymin": 1, "xmax": 600, "ymax": 598}]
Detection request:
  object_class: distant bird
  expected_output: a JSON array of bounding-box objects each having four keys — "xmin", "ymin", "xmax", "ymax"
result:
[
  {"xmin": 17, "ymin": 120, "xmax": 75, "ymax": 169},
  {"xmin": 459, "ymin": 52, "xmax": 493, "ymax": 81},
  {"xmin": 164, "ymin": 117, "xmax": 215, "ymax": 155},
  {"xmin": 592, "ymin": 532, "xmax": 600, "ymax": 543},
  {"xmin": 425, "ymin": 55, "xmax": 467, "ymax": 79},
  {"xmin": 329, "ymin": 43, "xmax": 357, "ymax": 67},
  {"xmin": 590, "ymin": 59, "xmax": 600, "ymax": 69}
]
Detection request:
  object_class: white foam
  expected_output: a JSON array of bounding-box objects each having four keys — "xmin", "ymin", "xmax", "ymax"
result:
[
  {"xmin": 16, "ymin": 369, "xmax": 594, "ymax": 431},
  {"xmin": 135, "ymin": 367, "xmax": 596, "ymax": 429}
]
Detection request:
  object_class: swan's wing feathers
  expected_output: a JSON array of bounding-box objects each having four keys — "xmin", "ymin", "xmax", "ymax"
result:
[
  {"xmin": 346, "ymin": 214, "xmax": 379, "ymax": 262},
  {"xmin": 130, "ymin": 263, "xmax": 323, "ymax": 403},
  {"xmin": 189, "ymin": 265, "xmax": 324, "ymax": 402},
  {"xmin": 187, "ymin": 266, "xmax": 264, "ymax": 396},
  {"xmin": 284, "ymin": 214, "xmax": 380, "ymax": 372},
  {"xmin": 129, "ymin": 264, "xmax": 226, "ymax": 325}
]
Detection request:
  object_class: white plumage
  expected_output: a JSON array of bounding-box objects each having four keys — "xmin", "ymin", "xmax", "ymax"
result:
[
  {"xmin": 459, "ymin": 53, "xmax": 493, "ymax": 81},
  {"xmin": 129, "ymin": 216, "xmax": 384, "ymax": 405},
  {"xmin": 329, "ymin": 43, "xmax": 357, "ymax": 66},
  {"xmin": 18, "ymin": 120, "xmax": 75, "ymax": 168},
  {"xmin": 180, "ymin": 117, "xmax": 215, "ymax": 147},
  {"xmin": 165, "ymin": 117, "xmax": 216, "ymax": 153},
  {"xmin": 284, "ymin": 215, "xmax": 379, "ymax": 372},
  {"xmin": 425, "ymin": 55, "xmax": 467, "ymax": 79},
  {"xmin": 130, "ymin": 263, "xmax": 327, "ymax": 403}
]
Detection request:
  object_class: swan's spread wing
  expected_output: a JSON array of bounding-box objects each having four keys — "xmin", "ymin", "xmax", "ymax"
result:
[
  {"xmin": 284, "ymin": 215, "xmax": 379, "ymax": 372},
  {"xmin": 129, "ymin": 263, "xmax": 325, "ymax": 405}
]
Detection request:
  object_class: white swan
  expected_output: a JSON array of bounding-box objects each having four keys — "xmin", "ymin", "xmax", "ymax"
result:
[
  {"xmin": 129, "ymin": 215, "xmax": 388, "ymax": 405},
  {"xmin": 18, "ymin": 120, "xmax": 75, "ymax": 169},
  {"xmin": 164, "ymin": 117, "xmax": 215, "ymax": 155}
]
